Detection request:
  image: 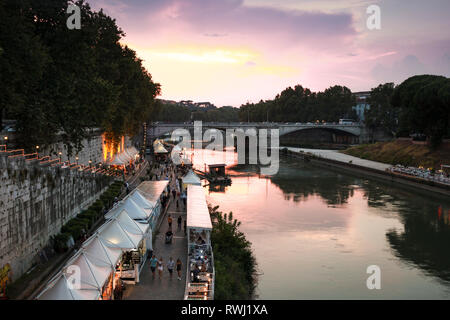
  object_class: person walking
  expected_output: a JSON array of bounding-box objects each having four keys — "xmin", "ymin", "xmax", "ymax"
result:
[
  {"xmin": 157, "ymin": 257, "xmax": 164, "ymax": 279},
  {"xmin": 176, "ymin": 188, "xmax": 180, "ymax": 208},
  {"xmin": 176, "ymin": 258, "xmax": 182, "ymax": 280},
  {"xmin": 149, "ymin": 255, "xmax": 158, "ymax": 279},
  {"xmin": 168, "ymin": 215, "xmax": 173, "ymax": 228},
  {"xmin": 177, "ymin": 215, "xmax": 182, "ymax": 230},
  {"xmin": 172, "ymin": 188, "xmax": 177, "ymax": 200},
  {"xmin": 181, "ymin": 191, "xmax": 187, "ymax": 208},
  {"xmin": 167, "ymin": 257, "xmax": 175, "ymax": 279},
  {"xmin": 183, "ymin": 220, "xmax": 187, "ymax": 236}
]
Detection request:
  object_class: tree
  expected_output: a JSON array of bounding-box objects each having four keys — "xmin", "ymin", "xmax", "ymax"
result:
[
  {"xmin": 365, "ymin": 83, "xmax": 397, "ymax": 137},
  {"xmin": 209, "ymin": 205, "xmax": 257, "ymax": 300},
  {"xmin": 392, "ymin": 75, "xmax": 449, "ymax": 148},
  {"xmin": 237, "ymin": 84, "xmax": 355, "ymax": 123},
  {"xmin": 0, "ymin": 0, "xmax": 161, "ymax": 154}
]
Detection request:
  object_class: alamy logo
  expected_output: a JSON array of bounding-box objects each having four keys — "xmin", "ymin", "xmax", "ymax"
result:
[
  {"xmin": 366, "ymin": 5, "xmax": 381, "ymax": 30},
  {"xmin": 170, "ymin": 121, "xmax": 280, "ymax": 175},
  {"xmin": 65, "ymin": 265, "xmax": 81, "ymax": 290},
  {"xmin": 366, "ymin": 265, "xmax": 381, "ymax": 290},
  {"xmin": 67, "ymin": 4, "xmax": 81, "ymax": 30}
]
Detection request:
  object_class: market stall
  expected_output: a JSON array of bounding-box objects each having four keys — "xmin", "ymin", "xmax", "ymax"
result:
[
  {"xmin": 135, "ymin": 181, "xmax": 169, "ymax": 230},
  {"xmin": 36, "ymin": 273, "xmax": 101, "ymax": 300},
  {"xmin": 108, "ymin": 147, "xmax": 140, "ymax": 174},
  {"xmin": 182, "ymin": 170, "xmax": 202, "ymax": 190},
  {"xmin": 37, "ymin": 209, "xmax": 151, "ymax": 299},
  {"xmin": 105, "ymin": 197, "xmax": 151, "ymax": 223},
  {"xmin": 99, "ymin": 210, "xmax": 150, "ymax": 284},
  {"xmin": 37, "ymin": 235, "xmax": 123, "ymax": 300},
  {"xmin": 184, "ymin": 185, "xmax": 215, "ymax": 300},
  {"xmin": 153, "ymin": 141, "xmax": 169, "ymax": 161}
]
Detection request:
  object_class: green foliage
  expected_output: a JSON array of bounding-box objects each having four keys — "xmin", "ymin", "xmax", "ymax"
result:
[
  {"xmin": 90, "ymin": 200, "xmax": 104, "ymax": 214},
  {"xmin": 365, "ymin": 83, "xmax": 398, "ymax": 135},
  {"xmin": 343, "ymin": 140, "xmax": 450, "ymax": 169},
  {"xmin": 154, "ymin": 101, "xmax": 240, "ymax": 122},
  {"xmin": 61, "ymin": 218, "xmax": 87, "ymax": 240},
  {"xmin": 52, "ymin": 179, "xmax": 120, "ymax": 248},
  {"xmin": 0, "ymin": 0, "xmax": 160, "ymax": 153},
  {"xmin": 238, "ymin": 85, "xmax": 356, "ymax": 123},
  {"xmin": 53, "ymin": 233, "xmax": 71, "ymax": 252},
  {"xmin": 209, "ymin": 205, "xmax": 257, "ymax": 300},
  {"xmin": 391, "ymin": 75, "xmax": 450, "ymax": 148}
]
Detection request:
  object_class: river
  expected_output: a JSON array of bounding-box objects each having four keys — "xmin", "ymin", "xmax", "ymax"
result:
[{"xmin": 188, "ymin": 148, "xmax": 450, "ymax": 299}]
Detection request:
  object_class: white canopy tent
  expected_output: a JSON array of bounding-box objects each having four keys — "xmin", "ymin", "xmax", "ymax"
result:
[
  {"xmin": 82, "ymin": 235, "xmax": 123, "ymax": 268},
  {"xmin": 154, "ymin": 143, "xmax": 168, "ymax": 154},
  {"xmin": 153, "ymin": 139, "xmax": 163, "ymax": 147},
  {"xmin": 37, "ymin": 273, "xmax": 101, "ymax": 300},
  {"xmin": 37, "ymin": 235, "xmax": 124, "ymax": 300},
  {"xmin": 37, "ymin": 211, "xmax": 150, "ymax": 300},
  {"xmin": 135, "ymin": 181, "xmax": 169, "ymax": 203},
  {"xmin": 62, "ymin": 251, "xmax": 111, "ymax": 291},
  {"xmin": 187, "ymin": 185, "xmax": 212, "ymax": 232},
  {"xmin": 129, "ymin": 190, "xmax": 155, "ymax": 211},
  {"xmin": 124, "ymin": 147, "xmax": 139, "ymax": 158},
  {"xmin": 104, "ymin": 198, "xmax": 151, "ymax": 221},
  {"xmin": 37, "ymin": 183, "xmax": 165, "ymax": 300},
  {"xmin": 109, "ymin": 147, "xmax": 139, "ymax": 165},
  {"xmin": 182, "ymin": 170, "xmax": 202, "ymax": 187},
  {"xmin": 98, "ymin": 210, "xmax": 149, "ymax": 249}
]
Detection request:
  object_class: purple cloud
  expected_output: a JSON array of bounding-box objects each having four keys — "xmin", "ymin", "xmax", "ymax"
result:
[{"xmin": 90, "ymin": 0, "xmax": 356, "ymax": 50}]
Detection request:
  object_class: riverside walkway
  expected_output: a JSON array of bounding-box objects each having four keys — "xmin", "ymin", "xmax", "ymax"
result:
[
  {"xmin": 285, "ymin": 147, "xmax": 392, "ymax": 171},
  {"xmin": 123, "ymin": 180, "xmax": 187, "ymax": 300}
]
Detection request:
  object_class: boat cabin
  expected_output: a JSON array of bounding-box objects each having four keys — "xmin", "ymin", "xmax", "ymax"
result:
[{"xmin": 208, "ymin": 164, "xmax": 226, "ymax": 176}]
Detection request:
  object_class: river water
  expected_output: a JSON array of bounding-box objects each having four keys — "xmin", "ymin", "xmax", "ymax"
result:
[{"xmin": 188, "ymin": 148, "xmax": 450, "ymax": 299}]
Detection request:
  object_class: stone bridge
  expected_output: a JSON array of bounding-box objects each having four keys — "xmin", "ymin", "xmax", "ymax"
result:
[{"xmin": 148, "ymin": 122, "xmax": 369, "ymax": 143}]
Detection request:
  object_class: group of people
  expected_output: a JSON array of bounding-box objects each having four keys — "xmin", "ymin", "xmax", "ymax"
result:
[
  {"xmin": 167, "ymin": 214, "xmax": 187, "ymax": 235},
  {"xmin": 148, "ymin": 155, "xmax": 190, "ymax": 283},
  {"xmin": 149, "ymin": 255, "xmax": 183, "ymax": 280}
]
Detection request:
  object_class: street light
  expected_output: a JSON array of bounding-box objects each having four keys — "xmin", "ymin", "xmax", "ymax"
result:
[
  {"xmin": 4, "ymin": 136, "xmax": 8, "ymax": 149},
  {"xmin": 36, "ymin": 146, "xmax": 39, "ymax": 159},
  {"xmin": 75, "ymin": 156, "xmax": 79, "ymax": 165}
]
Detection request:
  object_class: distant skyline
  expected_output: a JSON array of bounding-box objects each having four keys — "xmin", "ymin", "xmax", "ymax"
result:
[{"xmin": 89, "ymin": 0, "xmax": 450, "ymax": 107}]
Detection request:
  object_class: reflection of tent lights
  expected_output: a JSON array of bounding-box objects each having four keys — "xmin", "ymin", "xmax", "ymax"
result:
[{"xmin": 109, "ymin": 238, "xmax": 119, "ymax": 245}]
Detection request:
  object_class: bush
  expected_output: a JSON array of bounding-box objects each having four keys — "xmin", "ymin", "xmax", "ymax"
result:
[
  {"xmin": 209, "ymin": 206, "xmax": 257, "ymax": 300},
  {"xmin": 62, "ymin": 223, "xmax": 84, "ymax": 241},
  {"xmin": 90, "ymin": 200, "xmax": 104, "ymax": 215},
  {"xmin": 53, "ymin": 233, "xmax": 71, "ymax": 252}
]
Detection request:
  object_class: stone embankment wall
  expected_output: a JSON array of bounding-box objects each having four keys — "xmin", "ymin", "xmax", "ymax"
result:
[
  {"xmin": 38, "ymin": 131, "xmax": 132, "ymax": 165},
  {"xmin": 0, "ymin": 152, "xmax": 113, "ymax": 282}
]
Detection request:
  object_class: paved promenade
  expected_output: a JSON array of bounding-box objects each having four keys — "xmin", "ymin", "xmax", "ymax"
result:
[
  {"xmin": 285, "ymin": 147, "xmax": 392, "ymax": 172},
  {"xmin": 123, "ymin": 181, "xmax": 187, "ymax": 300}
]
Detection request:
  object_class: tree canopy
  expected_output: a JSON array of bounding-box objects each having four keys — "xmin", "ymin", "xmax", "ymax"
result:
[
  {"xmin": 154, "ymin": 101, "xmax": 240, "ymax": 122},
  {"xmin": 391, "ymin": 75, "xmax": 450, "ymax": 147},
  {"xmin": 364, "ymin": 83, "xmax": 397, "ymax": 135},
  {"xmin": 237, "ymin": 85, "xmax": 356, "ymax": 123},
  {"xmin": 0, "ymin": 0, "xmax": 160, "ymax": 154}
]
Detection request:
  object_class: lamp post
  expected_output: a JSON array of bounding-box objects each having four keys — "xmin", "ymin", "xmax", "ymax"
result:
[
  {"xmin": 89, "ymin": 160, "xmax": 92, "ymax": 169},
  {"xmin": 4, "ymin": 136, "xmax": 8, "ymax": 149},
  {"xmin": 36, "ymin": 145, "xmax": 39, "ymax": 159},
  {"xmin": 75, "ymin": 156, "xmax": 79, "ymax": 165},
  {"xmin": 58, "ymin": 152, "xmax": 62, "ymax": 164}
]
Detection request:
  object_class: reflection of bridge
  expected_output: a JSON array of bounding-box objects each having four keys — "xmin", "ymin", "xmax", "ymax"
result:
[{"xmin": 148, "ymin": 122, "xmax": 370, "ymax": 143}]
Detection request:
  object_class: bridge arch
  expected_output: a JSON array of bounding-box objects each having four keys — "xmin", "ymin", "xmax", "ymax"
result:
[{"xmin": 280, "ymin": 127, "xmax": 359, "ymax": 145}]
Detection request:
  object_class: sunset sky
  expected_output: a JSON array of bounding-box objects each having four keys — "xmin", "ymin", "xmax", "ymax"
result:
[{"xmin": 89, "ymin": 0, "xmax": 450, "ymax": 107}]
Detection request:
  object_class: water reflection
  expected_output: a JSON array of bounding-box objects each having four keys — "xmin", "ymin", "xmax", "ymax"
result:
[
  {"xmin": 386, "ymin": 208, "xmax": 450, "ymax": 284},
  {"xmin": 193, "ymin": 149, "xmax": 450, "ymax": 298},
  {"xmin": 269, "ymin": 159, "xmax": 450, "ymax": 286}
]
